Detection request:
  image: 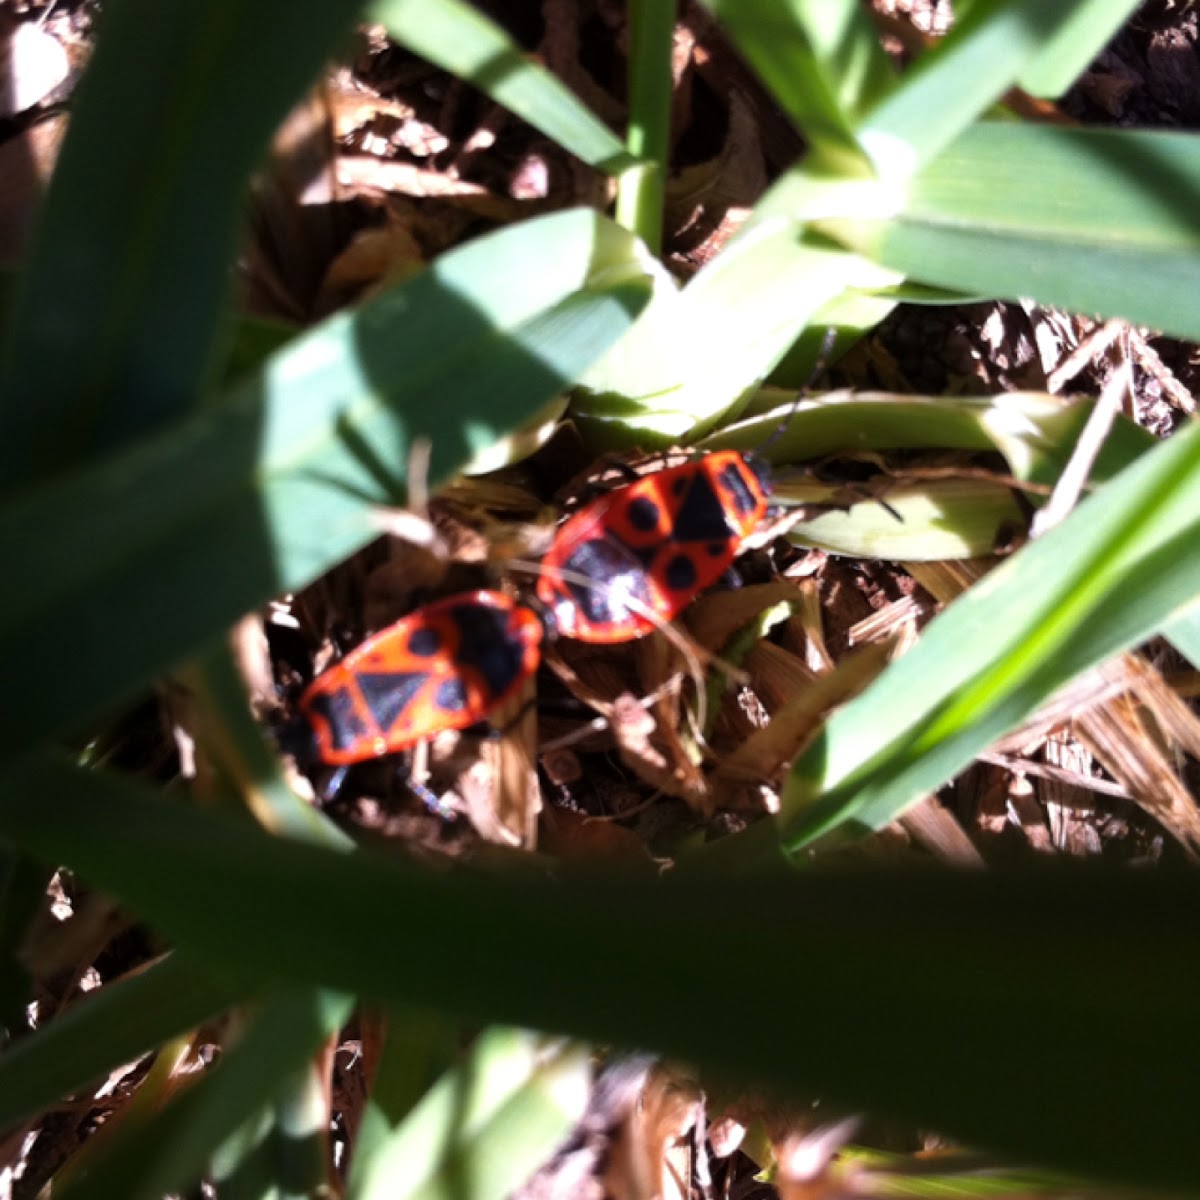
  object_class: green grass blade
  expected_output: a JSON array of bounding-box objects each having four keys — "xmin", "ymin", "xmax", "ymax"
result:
[
  {"xmin": 614, "ymin": 0, "xmax": 676, "ymax": 252},
  {"xmin": 573, "ymin": 230, "xmax": 897, "ymax": 446},
  {"xmin": 701, "ymin": 0, "xmax": 890, "ymax": 165},
  {"xmin": 208, "ymin": 1105, "xmax": 279, "ymax": 1200},
  {"xmin": 703, "ymin": 389, "xmax": 1156, "ymax": 485},
  {"xmin": 181, "ymin": 644, "xmax": 353, "ymax": 850},
  {"xmin": 211, "ymin": 1059, "xmax": 334, "ymax": 1200},
  {"xmin": 349, "ymin": 1028, "xmax": 589, "ymax": 1200},
  {"xmin": 779, "ymin": 415, "xmax": 1200, "ymax": 849},
  {"xmin": 0, "ymin": 210, "xmax": 650, "ymax": 755},
  {"xmin": 1013, "ymin": 0, "xmax": 1140, "ymax": 97},
  {"xmin": 350, "ymin": 1010, "xmax": 460, "ymax": 1179},
  {"xmin": 0, "ymin": 849, "xmax": 45, "ymax": 1031},
  {"xmin": 824, "ymin": 123, "xmax": 1200, "ymax": 341},
  {"xmin": 1164, "ymin": 607, "xmax": 1200, "ymax": 670},
  {"xmin": 54, "ymin": 987, "xmax": 351, "ymax": 1200},
  {"xmin": 0, "ymin": 951, "xmax": 248, "ymax": 1130},
  {"xmin": 777, "ymin": 479, "xmax": 1024, "ymax": 561},
  {"xmin": 7, "ymin": 757, "xmax": 1200, "ymax": 1190},
  {"xmin": 0, "ymin": 0, "xmax": 362, "ymax": 490},
  {"xmin": 857, "ymin": 0, "xmax": 1083, "ymax": 176},
  {"xmin": 369, "ymin": 0, "xmax": 634, "ymax": 173}
]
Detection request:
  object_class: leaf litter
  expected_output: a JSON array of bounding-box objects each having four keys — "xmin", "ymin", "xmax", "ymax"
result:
[{"xmin": 6, "ymin": 1, "xmax": 1200, "ymax": 1197}]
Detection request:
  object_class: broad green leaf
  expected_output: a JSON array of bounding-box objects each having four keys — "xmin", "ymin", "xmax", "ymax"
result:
[
  {"xmin": 779, "ymin": 415, "xmax": 1200, "ymax": 849},
  {"xmin": 777, "ymin": 479, "xmax": 1024, "ymax": 561},
  {"xmin": 710, "ymin": 389, "xmax": 1156, "ymax": 560},
  {"xmin": 0, "ymin": 849, "xmax": 45, "ymax": 1031},
  {"xmin": 351, "ymin": 1010, "xmax": 460, "ymax": 1175},
  {"xmin": 856, "ymin": 0, "xmax": 1084, "ymax": 178},
  {"xmin": 701, "ymin": 0, "xmax": 886, "ymax": 167},
  {"xmin": 0, "ymin": 210, "xmax": 650, "ymax": 755},
  {"xmin": 0, "ymin": 0, "xmax": 363, "ymax": 490},
  {"xmin": 573, "ymin": 228, "xmax": 899, "ymax": 448},
  {"xmin": 7, "ymin": 756, "xmax": 1200, "ymax": 1190},
  {"xmin": 823, "ymin": 123, "xmax": 1200, "ymax": 341},
  {"xmin": 349, "ymin": 1028, "xmax": 589, "ymax": 1200},
  {"xmin": 210, "ymin": 1057, "xmax": 333, "ymax": 1199},
  {"xmin": 1165, "ymin": 606, "xmax": 1200, "ymax": 670},
  {"xmin": 614, "ymin": 0, "xmax": 677, "ymax": 252},
  {"xmin": 1013, "ymin": 0, "xmax": 1140, "ymax": 98},
  {"xmin": 703, "ymin": 390, "xmax": 1156, "ymax": 486},
  {"xmin": 0, "ymin": 951, "xmax": 247, "ymax": 1129},
  {"xmin": 54, "ymin": 987, "xmax": 351, "ymax": 1200},
  {"xmin": 221, "ymin": 315, "xmax": 299, "ymax": 386},
  {"xmin": 370, "ymin": 0, "xmax": 634, "ymax": 174},
  {"xmin": 831, "ymin": 1147, "xmax": 1083, "ymax": 1199},
  {"xmin": 181, "ymin": 644, "xmax": 353, "ymax": 850}
]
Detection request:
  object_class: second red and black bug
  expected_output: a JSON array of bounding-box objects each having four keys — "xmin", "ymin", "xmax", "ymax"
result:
[
  {"xmin": 300, "ymin": 589, "xmax": 543, "ymax": 766},
  {"xmin": 536, "ymin": 450, "xmax": 772, "ymax": 643}
]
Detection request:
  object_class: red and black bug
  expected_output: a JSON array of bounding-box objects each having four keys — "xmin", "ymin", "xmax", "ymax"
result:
[
  {"xmin": 300, "ymin": 590, "xmax": 543, "ymax": 766},
  {"xmin": 536, "ymin": 450, "xmax": 772, "ymax": 643}
]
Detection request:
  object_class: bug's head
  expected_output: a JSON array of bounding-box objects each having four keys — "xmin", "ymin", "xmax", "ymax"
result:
[
  {"xmin": 520, "ymin": 592, "xmax": 559, "ymax": 642},
  {"xmin": 275, "ymin": 712, "xmax": 321, "ymax": 769}
]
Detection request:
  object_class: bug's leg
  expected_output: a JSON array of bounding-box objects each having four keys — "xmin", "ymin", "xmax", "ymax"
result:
[
  {"xmin": 276, "ymin": 715, "xmax": 321, "ymax": 766},
  {"xmin": 408, "ymin": 778, "xmax": 458, "ymax": 821},
  {"xmin": 318, "ymin": 765, "xmax": 350, "ymax": 803},
  {"xmin": 407, "ymin": 739, "xmax": 458, "ymax": 820}
]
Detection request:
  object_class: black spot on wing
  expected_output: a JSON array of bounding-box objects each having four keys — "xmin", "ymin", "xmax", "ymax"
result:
[
  {"xmin": 408, "ymin": 626, "xmax": 441, "ymax": 656},
  {"xmin": 664, "ymin": 554, "xmax": 698, "ymax": 593},
  {"xmin": 447, "ymin": 603, "xmax": 530, "ymax": 696},
  {"xmin": 356, "ymin": 671, "xmax": 428, "ymax": 736},
  {"xmin": 626, "ymin": 495, "xmax": 660, "ymax": 531}
]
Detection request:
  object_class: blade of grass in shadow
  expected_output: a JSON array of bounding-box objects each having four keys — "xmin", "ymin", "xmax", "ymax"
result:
[
  {"xmin": 348, "ymin": 1027, "xmax": 589, "ymax": 1200},
  {"xmin": 823, "ymin": 123, "xmax": 1200, "ymax": 341},
  {"xmin": 180, "ymin": 642, "xmax": 353, "ymax": 850},
  {"xmin": 778, "ymin": 414, "xmax": 1200, "ymax": 850},
  {"xmin": 5, "ymin": 755, "xmax": 1200, "ymax": 1190},
  {"xmin": 350, "ymin": 1009, "xmax": 461, "ymax": 1182},
  {"xmin": 0, "ymin": 210, "xmax": 651, "ymax": 756},
  {"xmin": 369, "ymin": 0, "xmax": 634, "ymax": 173},
  {"xmin": 55, "ymin": 987, "xmax": 352, "ymax": 1200},
  {"xmin": 0, "ymin": 848, "xmax": 46, "ymax": 1032},
  {"xmin": 0, "ymin": 951, "xmax": 249, "ymax": 1131},
  {"xmin": 211, "ymin": 1057, "xmax": 334, "ymax": 1200},
  {"xmin": 0, "ymin": 0, "xmax": 363, "ymax": 490}
]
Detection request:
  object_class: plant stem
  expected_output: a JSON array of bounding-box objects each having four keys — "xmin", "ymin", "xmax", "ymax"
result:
[{"xmin": 615, "ymin": 0, "xmax": 676, "ymax": 253}]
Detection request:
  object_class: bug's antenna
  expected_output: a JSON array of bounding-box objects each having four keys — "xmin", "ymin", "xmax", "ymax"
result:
[{"xmin": 757, "ymin": 325, "xmax": 838, "ymax": 460}]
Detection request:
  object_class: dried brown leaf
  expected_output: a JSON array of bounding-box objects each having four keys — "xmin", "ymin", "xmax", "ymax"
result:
[
  {"xmin": 685, "ymin": 581, "xmax": 804, "ymax": 651},
  {"xmin": 712, "ymin": 638, "xmax": 896, "ymax": 810},
  {"xmin": 897, "ymin": 797, "xmax": 985, "ymax": 865},
  {"xmin": 1074, "ymin": 690, "xmax": 1200, "ymax": 858},
  {"xmin": 606, "ymin": 1065, "xmax": 703, "ymax": 1200}
]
